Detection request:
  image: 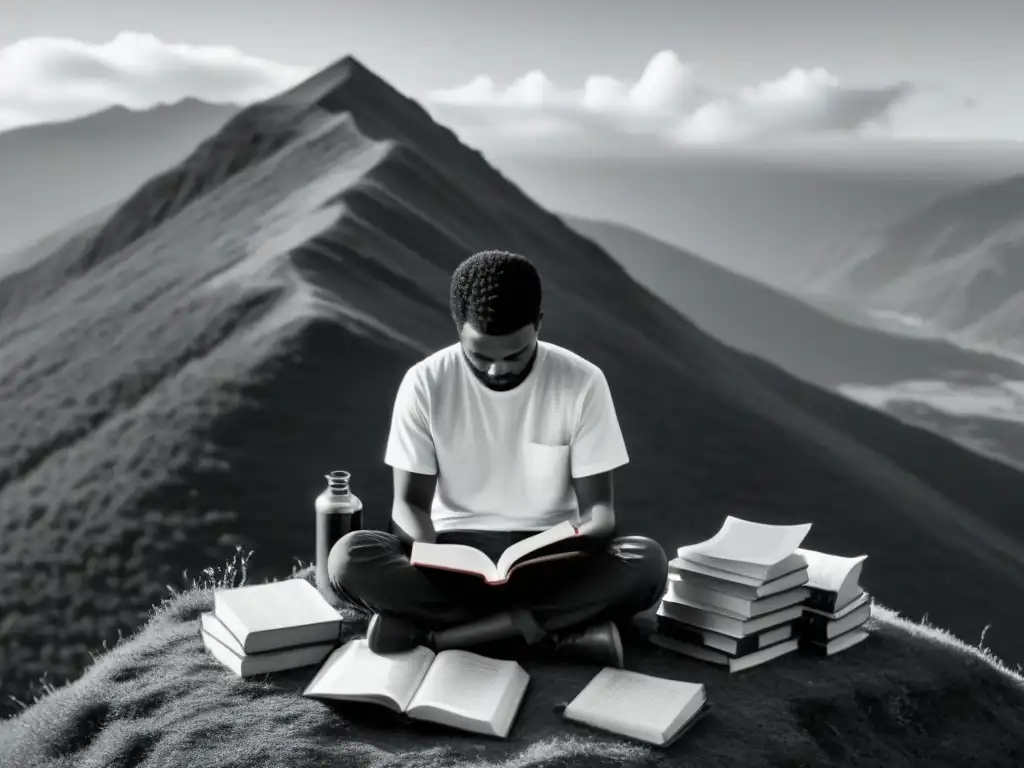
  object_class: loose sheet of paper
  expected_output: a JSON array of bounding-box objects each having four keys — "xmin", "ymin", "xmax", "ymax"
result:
[
  {"xmin": 684, "ymin": 516, "xmax": 812, "ymax": 565},
  {"xmin": 796, "ymin": 548, "xmax": 867, "ymax": 592}
]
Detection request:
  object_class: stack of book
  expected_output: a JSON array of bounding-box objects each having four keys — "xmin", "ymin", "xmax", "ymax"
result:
[
  {"xmin": 649, "ymin": 516, "xmax": 813, "ymax": 672},
  {"xmin": 794, "ymin": 548, "xmax": 872, "ymax": 657},
  {"xmin": 199, "ymin": 578, "xmax": 343, "ymax": 678}
]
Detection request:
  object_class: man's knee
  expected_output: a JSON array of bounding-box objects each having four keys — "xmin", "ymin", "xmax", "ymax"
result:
[
  {"xmin": 327, "ymin": 529, "xmax": 399, "ymax": 592},
  {"xmin": 608, "ymin": 535, "xmax": 669, "ymax": 591}
]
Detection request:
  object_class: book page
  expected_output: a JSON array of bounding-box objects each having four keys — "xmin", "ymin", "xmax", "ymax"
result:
[
  {"xmin": 827, "ymin": 603, "xmax": 872, "ymax": 637},
  {"xmin": 796, "ymin": 549, "xmax": 867, "ymax": 593},
  {"xmin": 496, "ymin": 520, "xmax": 577, "ymax": 578},
  {"xmin": 732, "ymin": 639, "xmax": 799, "ymax": 672},
  {"xmin": 831, "ymin": 591, "xmax": 870, "ymax": 618},
  {"xmin": 564, "ymin": 668, "xmax": 705, "ymax": 745},
  {"xmin": 681, "ymin": 516, "xmax": 812, "ymax": 566},
  {"xmin": 826, "ymin": 628, "xmax": 870, "ymax": 654},
  {"xmin": 200, "ymin": 612, "xmax": 246, "ymax": 657},
  {"xmin": 302, "ymin": 638, "xmax": 434, "ymax": 712},
  {"xmin": 670, "ymin": 557, "xmax": 771, "ymax": 587},
  {"xmin": 407, "ymin": 649, "xmax": 516, "ymax": 722},
  {"xmin": 504, "ymin": 550, "xmax": 584, "ymax": 582},
  {"xmin": 670, "ymin": 565, "xmax": 809, "ymax": 599},
  {"xmin": 410, "ymin": 542, "xmax": 498, "ymax": 581}
]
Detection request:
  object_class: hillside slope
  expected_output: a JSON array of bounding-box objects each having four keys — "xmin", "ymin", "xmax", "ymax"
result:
[
  {"xmin": 3, "ymin": 56, "xmax": 1024, "ymax": 725},
  {"xmin": 0, "ymin": 99, "xmax": 238, "ymax": 256},
  {"xmin": 1, "ymin": 561, "xmax": 1022, "ymax": 768},
  {"xmin": 819, "ymin": 174, "xmax": 1024, "ymax": 352}
]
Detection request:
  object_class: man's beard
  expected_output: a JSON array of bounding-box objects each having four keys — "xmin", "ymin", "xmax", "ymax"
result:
[{"xmin": 463, "ymin": 343, "xmax": 538, "ymax": 391}]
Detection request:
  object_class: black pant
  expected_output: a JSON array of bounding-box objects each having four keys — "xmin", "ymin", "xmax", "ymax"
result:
[{"xmin": 326, "ymin": 528, "xmax": 668, "ymax": 635}]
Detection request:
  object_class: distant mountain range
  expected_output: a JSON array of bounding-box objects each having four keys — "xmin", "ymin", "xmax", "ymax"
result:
[
  {"xmin": 3, "ymin": 57, "xmax": 1024, "ymax": 729},
  {"xmin": 567, "ymin": 216, "xmax": 1024, "ymax": 388},
  {"xmin": 570, "ymin": 216, "xmax": 1024, "ymax": 469},
  {"xmin": 11, "ymin": 97, "xmax": 1024, "ymax": 300},
  {"xmin": 488, "ymin": 141, "xmax": 1024, "ymax": 291},
  {"xmin": 818, "ymin": 174, "xmax": 1024, "ymax": 355},
  {"xmin": 0, "ymin": 98, "xmax": 238, "ymax": 256}
]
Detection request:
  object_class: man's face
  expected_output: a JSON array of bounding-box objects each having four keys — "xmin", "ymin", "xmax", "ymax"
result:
[{"xmin": 459, "ymin": 316, "xmax": 543, "ymax": 391}]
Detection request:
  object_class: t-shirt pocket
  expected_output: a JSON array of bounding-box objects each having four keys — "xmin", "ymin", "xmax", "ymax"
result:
[{"xmin": 522, "ymin": 441, "xmax": 572, "ymax": 510}]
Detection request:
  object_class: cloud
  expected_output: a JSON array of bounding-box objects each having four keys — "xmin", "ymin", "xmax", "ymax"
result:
[
  {"xmin": 0, "ymin": 31, "xmax": 310, "ymax": 130},
  {"xmin": 426, "ymin": 50, "xmax": 914, "ymax": 146},
  {"xmin": 0, "ymin": 36, "xmax": 978, "ymax": 145}
]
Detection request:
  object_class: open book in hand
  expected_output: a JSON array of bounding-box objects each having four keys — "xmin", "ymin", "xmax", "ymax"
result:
[
  {"xmin": 302, "ymin": 637, "xmax": 530, "ymax": 738},
  {"xmin": 410, "ymin": 519, "xmax": 584, "ymax": 585}
]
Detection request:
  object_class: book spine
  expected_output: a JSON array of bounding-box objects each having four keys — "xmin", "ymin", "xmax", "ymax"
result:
[
  {"xmin": 795, "ymin": 616, "xmax": 833, "ymax": 644},
  {"xmin": 797, "ymin": 637, "xmax": 832, "ymax": 655},
  {"xmin": 655, "ymin": 616, "xmax": 755, "ymax": 655},
  {"xmin": 803, "ymin": 588, "xmax": 839, "ymax": 613}
]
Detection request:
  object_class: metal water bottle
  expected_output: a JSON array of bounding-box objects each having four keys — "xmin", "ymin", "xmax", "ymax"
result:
[{"xmin": 315, "ymin": 470, "xmax": 363, "ymax": 608}]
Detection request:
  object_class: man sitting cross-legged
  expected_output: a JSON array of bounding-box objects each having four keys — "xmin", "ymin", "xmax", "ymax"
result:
[{"xmin": 327, "ymin": 250, "xmax": 668, "ymax": 667}]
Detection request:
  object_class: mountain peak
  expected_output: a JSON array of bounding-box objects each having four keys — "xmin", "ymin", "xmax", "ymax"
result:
[{"xmin": 271, "ymin": 54, "xmax": 393, "ymax": 113}]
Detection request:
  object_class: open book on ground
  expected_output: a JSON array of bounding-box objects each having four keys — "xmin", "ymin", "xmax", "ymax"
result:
[
  {"xmin": 796, "ymin": 548, "xmax": 868, "ymax": 614},
  {"xmin": 677, "ymin": 517, "xmax": 812, "ymax": 582},
  {"xmin": 302, "ymin": 637, "xmax": 530, "ymax": 738},
  {"xmin": 199, "ymin": 612, "xmax": 336, "ymax": 678},
  {"xmin": 562, "ymin": 667, "xmax": 708, "ymax": 747},
  {"xmin": 410, "ymin": 519, "xmax": 584, "ymax": 585},
  {"xmin": 213, "ymin": 578, "xmax": 342, "ymax": 654}
]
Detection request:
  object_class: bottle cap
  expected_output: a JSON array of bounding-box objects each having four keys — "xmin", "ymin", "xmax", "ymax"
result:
[{"xmin": 326, "ymin": 470, "xmax": 351, "ymax": 493}]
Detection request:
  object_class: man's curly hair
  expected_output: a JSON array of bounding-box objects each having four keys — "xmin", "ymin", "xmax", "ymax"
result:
[{"xmin": 450, "ymin": 250, "xmax": 543, "ymax": 335}]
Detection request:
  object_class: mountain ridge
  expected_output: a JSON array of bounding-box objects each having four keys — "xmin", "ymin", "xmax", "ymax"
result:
[
  {"xmin": 0, "ymin": 98, "xmax": 238, "ymax": 256},
  {"xmin": 819, "ymin": 173, "xmax": 1024, "ymax": 352}
]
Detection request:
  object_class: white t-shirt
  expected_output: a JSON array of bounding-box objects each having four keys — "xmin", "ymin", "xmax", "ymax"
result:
[{"xmin": 383, "ymin": 340, "xmax": 630, "ymax": 532}]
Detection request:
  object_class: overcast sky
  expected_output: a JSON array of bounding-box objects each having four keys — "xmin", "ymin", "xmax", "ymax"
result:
[{"xmin": 2, "ymin": 0, "xmax": 1021, "ymax": 146}]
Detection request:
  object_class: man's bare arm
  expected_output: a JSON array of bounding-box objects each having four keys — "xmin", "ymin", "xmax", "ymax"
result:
[
  {"xmin": 572, "ymin": 469, "xmax": 616, "ymax": 538},
  {"xmin": 391, "ymin": 468, "xmax": 438, "ymax": 545}
]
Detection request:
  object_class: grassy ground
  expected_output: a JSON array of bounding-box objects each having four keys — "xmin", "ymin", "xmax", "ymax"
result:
[{"xmin": 0, "ymin": 548, "xmax": 1022, "ymax": 768}]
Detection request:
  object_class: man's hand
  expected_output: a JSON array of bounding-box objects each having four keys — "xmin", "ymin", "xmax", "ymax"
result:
[
  {"xmin": 577, "ymin": 503, "xmax": 616, "ymax": 539},
  {"xmin": 392, "ymin": 500, "xmax": 437, "ymax": 545},
  {"xmin": 572, "ymin": 470, "xmax": 616, "ymax": 539}
]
